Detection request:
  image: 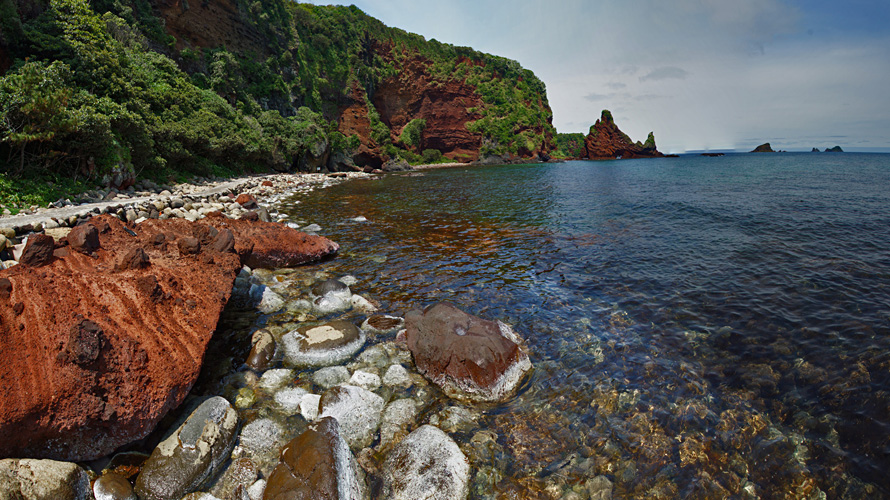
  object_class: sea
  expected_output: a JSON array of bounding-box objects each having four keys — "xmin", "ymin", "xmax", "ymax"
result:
[{"xmin": 227, "ymin": 153, "xmax": 890, "ymax": 498}]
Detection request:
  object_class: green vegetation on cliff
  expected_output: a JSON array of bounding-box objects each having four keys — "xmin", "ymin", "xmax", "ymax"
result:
[
  {"xmin": 553, "ymin": 133, "xmax": 586, "ymax": 159},
  {"xmin": 0, "ymin": 0, "xmax": 554, "ymax": 207}
]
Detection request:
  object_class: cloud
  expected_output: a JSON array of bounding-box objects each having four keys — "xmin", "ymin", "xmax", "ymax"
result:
[
  {"xmin": 639, "ymin": 66, "xmax": 690, "ymax": 82},
  {"xmin": 606, "ymin": 82, "xmax": 626, "ymax": 90},
  {"xmin": 583, "ymin": 93, "xmax": 613, "ymax": 102}
]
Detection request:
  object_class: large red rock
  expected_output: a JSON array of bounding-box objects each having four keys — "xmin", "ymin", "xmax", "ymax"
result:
[
  {"xmin": 404, "ymin": 303, "xmax": 532, "ymax": 403},
  {"xmin": 203, "ymin": 214, "xmax": 339, "ymax": 269},
  {"xmin": 583, "ymin": 110, "xmax": 664, "ymax": 160},
  {"xmin": 0, "ymin": 214, "xmax": 338, "ymax": 461}
]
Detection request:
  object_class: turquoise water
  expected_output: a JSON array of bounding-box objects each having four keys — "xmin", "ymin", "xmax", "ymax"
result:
[{"xmin": 282, "ymin": 154, "xmax": 890, "ymax": 497}]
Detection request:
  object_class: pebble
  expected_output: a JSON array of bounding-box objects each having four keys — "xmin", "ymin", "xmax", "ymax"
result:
[
  {"xmin": 383, "ymin": 364, "xmax": 413, "ymax": 388},
  {"xmin": 348, "ymin": 370, "xmax": 382, "ymax": 391},
  {"xmin": 312, "ymin": 366, "xmax": 350, "ymax": 389}
]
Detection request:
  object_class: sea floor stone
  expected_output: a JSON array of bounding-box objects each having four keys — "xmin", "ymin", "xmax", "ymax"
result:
[
  {"xmin": 318, "ymin": 384, "xmax": 385, "ymax": 450},
  {"xmin": 135, "ymin": 397, "xmax": 239, "ymax": 500},
  {"xmin": 381, "ymin": 425, "xmax": 470, "ymax": 500},
  {"xmin": 282, "ymin": 321, "xmax": 366, "ymax": 368},
  {"xmin": 0, "ymin": 459, "xmax": 92, "ymax": 500}
]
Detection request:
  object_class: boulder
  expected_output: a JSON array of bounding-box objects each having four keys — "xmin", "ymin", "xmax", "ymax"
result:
[
  {"xmin": 281, "ymin": 321, "xmax": 366, "ymax": 368},
  {"xmin": 203, "ymin": 214, "xmax": 339, "ymax": 269},
  {"xmin": 0, "ymin": 459, "xmax": 92, "ymax": 500},
  {"xmin": 381, "ymin": 425, "xmax": 469, "ymax": 500},
  {"xmin": 68, "ymin": 224, "xmax": 100, "ymax": 254},
  {"xmin": 263, "ymin": 417, "xmax": 366, "ymax": 500},
  {"xmin": 404, "ymin": 303, "xmax": 532, "ymax": 403},
  {"xmin": 318, "ymin": 385, "xmax": 385, "ymax": 450},
  {"xmin": 19, "ymin": 233, "xmax": 55, "ymax": 267},
  {"xmin": 0, "ymin": 214, "xmax": 338, "ymax": 461},
  {"xmin": 234, "ymin": 194, "xmax": 258, "ymax": 210},
  {"xmin": 135, "ymin": 397, "xmax": 239, "ymax": 500}
]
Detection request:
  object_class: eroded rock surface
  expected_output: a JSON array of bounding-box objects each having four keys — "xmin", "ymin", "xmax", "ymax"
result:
[
  {"xmin": 381, "ymin": 425, "xmax": 469, "ymax": 500},
  {"xmin": 582, "ymin": 110, "xmax": 663, "ymax": 160},
  {"xmin": 404, "ymin": 302, "xmax": 532, "ymax": 403},
  {"xmin": 0, "ymin": 459, "xmax": 91, "ymax": 500}
]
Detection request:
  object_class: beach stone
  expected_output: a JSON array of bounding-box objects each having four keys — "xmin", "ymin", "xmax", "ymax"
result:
[
  {"xmin": 208, "ymin": 228, "xmax": 235, "ymax": 253},
  {"xmin": 274, "ymin": 387, "xmax": 308, "ymax": 413},
  {"xmin": 348, "ymin": 370, "xmax": 382, "ymax": 391},
  {"xmin": 361, "ymin": 315, "xmax": 405, "ymax": 336},
  {"xmin": 404, "ymin": 302, "xmax": 532, "ymax": 403},
  {"xmin": 238, "ymin": 418, "xmax": 286, "ymax": 474},
  {"xmin": 209, "ymin": 457, "xmax": 258, "ymax": 500},
  {"xmin": 587, "ymin": 476, "xmax": 613, "ymax": 500},
  {"xmin": 0, "ymin": 459, "xmax": 91, "ymax": 500},
  {"xmin": 318, "ymin": 384, "xmax": 385, "ymax": 450},
  {"xmin": 379, "ymin": 398, "xmax": 418, "ymax": 450},
  {"xmin": 246, "ymin": 331, "xmax": 276, "ymax": 372},
  {"xmin": 44, "ymin": 226, "xmax": 72, "ymax": 243},
  {"xmin": 311, "ymin": 278, "xmax": 349, "ymax": 297},
  {"xmin": 381, "ymin": 425, "xmax": 469, "ymax": 500},
  {"xmin": 19, "ymin": 233, "xmax": 55, "ymax": 267},
  {"xmin": 0, "ymin": 234, "xmax": 6, "ymax": 252},
  {"xmin": 257, "ymin": 288, "xmax": 285, "ymax": 314},
  {"xmin": 235, "ymin": 194, "xmax": 258, "ymax": 209},
  {"xmin": 68, "ymin": 224, "xmax": 100, "ymax": 254},
  {"xmin": 263, "ymin": 417, "xmax": 366, "ymax": 500},
  {"xmin": 312, "ymin": 366, "xmax": 351, "ymax": 389},
  {"xmin": 135, "ymin": 396, "xmax": 239, "ymax": 500},
  {"xmin": 300, "ymin": 394, "xmax": 321, "ymax": 422},
  {"xmin": 281, "ymin": 321, "xmax": 366, "ymax": 368},
  {"xmin": 258, "ymin": 369, "xmax": 293, "ymax": 391},
  {"xmin": 93, "ymin": 471, "xmax": 137, "ymax": 500},
  {"xmin": 350, "ymin": 294, "xmax": 377, "ymax": 313},
  {"xmin": 382, "ymin": 364, "xmax": 413, "ymax": 389}
]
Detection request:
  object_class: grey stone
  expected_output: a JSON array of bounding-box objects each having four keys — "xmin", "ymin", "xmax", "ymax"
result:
[
  {"xmin": 382, "ymin": 364, "xmax": 413, "ymax": 389},
  {"xmin": 208, "ymin": 457, "xmax": 257, "ymax": 500},
  {"xmin": 93, "ymin": 471, "xmax": 137, "ymax": 500},
  {"xmin": 135, "ymin": 396, "xmax": 239, "ymax": 500},
  {"xmin": 318, "ymin": 384, "xmax": 385, "ymax": 450},
  {"xmin": 348, "ymin": 370, "xmax": 381, "ymax": 391},
  {"xmin": 312, "ymin": 365, "xmax": 350, "ymax": 389},
  {"xmin": 0, "ymin": 459, "xmax": 92, "ymax": 500},
  {"xmin": 379, "ymin": 398, "xmax": 418, "ymax": 450},
  {"xmin": 381, "ymin": 425, "xmax": 469, "ymax": 500},
  {"xmin": 281, "ymin": 321, "xmax": 366, "ymax": 368},
  {"xmin": 586, "ymin": 476, "xmax": 613, "ymax": 500}
]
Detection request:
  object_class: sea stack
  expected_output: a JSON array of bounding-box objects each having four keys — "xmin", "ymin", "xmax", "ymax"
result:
[
  {"xmin": 582, "ymin": 110, "xmax": 663, "ymax": 160},
  {"xmin": 751, "ymin": 143, "xmax": 775, "ymax": 153}
]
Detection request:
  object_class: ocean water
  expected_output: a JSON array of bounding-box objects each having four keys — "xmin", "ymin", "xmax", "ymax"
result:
[{"xmin": 277, "ymin": 153, "xmax": 890, "ymax": 498}]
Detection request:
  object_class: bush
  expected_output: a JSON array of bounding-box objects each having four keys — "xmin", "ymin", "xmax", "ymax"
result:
[{"xmin": 422, "ymin": 148, "xmax": 442, "ymax": 164}]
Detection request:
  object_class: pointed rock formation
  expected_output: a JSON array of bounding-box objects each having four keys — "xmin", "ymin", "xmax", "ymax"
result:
[{"xmin": 582, "ymin": 110, "xmax": 663, "ymax": 160}]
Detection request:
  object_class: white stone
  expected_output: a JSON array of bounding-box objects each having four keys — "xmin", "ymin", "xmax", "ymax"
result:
[
  {"xmin": 312, "ymin": 366, "xmax": 350, "ymax": 389},
  {"xmin": 350, "ymin": 294, "xmax": 377, "ymax": 313},
  {"xmin": 383, "ymin": 364, "xmax": 413, "ymax": 388},
  {"xmin": 274, "ymin": 387, "xmax": 307, "ymax": 413},
  {"xmin": 257, "ymin": 288, "xmax": 285, "ymax": 314},
  {"xmin": 247, "ymin": 479, "xmax": 266, "ymax": 500},
  {"xmin": 300, "ymin": 394, "xmax": 321, "ymax": 421},
  {"xmin": 382, "ymin": 425, "xmax": 470, "ymax": 500},
  {"xmin": 348, "ymin": 370, "xmax": 381, "ymax": 391},
  {"xmin": 238, "ymin": 418, "xmax": 285, "ymax": 458},
  {"xmin": 258, "ymin": 369, "xmax": 293, "ymax": 391},
  {"xmin": 319, "ymin": 384, "xmax": 385, "ymax": 450},
  {"xmin": 379, "ymin": 398, "xmax": 418, "ymax": 450}
]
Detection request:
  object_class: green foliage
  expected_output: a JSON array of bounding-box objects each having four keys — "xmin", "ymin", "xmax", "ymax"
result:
[
  {"xmin": 399, "ymin": 118, "xmax": 426, "ymax": 150},
  {"xmin": 553, "ymin": 133, "xmax": 586, "ymax": 159},
  {"xmin": 642, "ymin": 132, "xmax": 656, "ymax": 150},
  {"xmin": 422, "ymin": 148, "xmax": 442, "ymax": 164}
]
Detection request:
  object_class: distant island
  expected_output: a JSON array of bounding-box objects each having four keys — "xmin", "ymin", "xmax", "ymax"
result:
[
  {"xmin": 812, "ymin": 146, "xmax": 844, "ymax": 152},
  {"xmin": 751, "ymin": 143, "xmax": 775, "ymax": 153}
]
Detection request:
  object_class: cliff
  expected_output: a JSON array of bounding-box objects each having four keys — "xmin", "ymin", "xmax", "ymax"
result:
[
  {"xmin": 582, "ymin": 110, "xmax": 663, "ymax": 160},
  {"xmin": 0, "ymin": 0, "xmax": 555, "ymax": 180}
]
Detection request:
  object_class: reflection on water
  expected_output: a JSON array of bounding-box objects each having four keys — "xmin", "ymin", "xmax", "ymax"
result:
[{"xmin": 273, "ymin": 154, "xmax": 890, "ymax": 498}]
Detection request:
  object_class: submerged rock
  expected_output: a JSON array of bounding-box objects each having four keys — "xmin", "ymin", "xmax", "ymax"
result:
[
  {"xmin": 135, "ymin": 397, "xmax": 239, "ymax": 500},
  {"xmin": 93, "ymin": 471, "xmax": 137, "ymax": 500},
  {"xmin": 381, "ymin": 425, "xmax": 469, "ymax": 500},
  {"xmin": 318, "ymin": 384, "xmax": 385, "ymax": 450},
  {"xmin": 0, "ymin": 459, "xmax": 92, "ymax": 500},
  {"xmin": 281, "ymin": 321, "xmax": 366, "ymax": 368},
  {"xmin": 404, "ymin": 303, "xmax": 532, "ymax": 403},
  {"xmin": 263, "ymin": 417, "xmax": 366, "ymax": 500}
]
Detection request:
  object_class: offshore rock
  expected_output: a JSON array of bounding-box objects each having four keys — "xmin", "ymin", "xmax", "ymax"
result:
[
  {"xmin": 0, "ymin": 459, "xmax": 92, "ymax": 500},
  {"xmin": 381, "ymin": 425, "xmax": 470, "ymax": 500},
  {"xmin": 135, "ymin": 397, "xmax": 239, "ymax": 500},
  {"xmin": 263, "ymin": 417, "xmax": 366, "ymax": 500},
  {"xmin": 0, "ymin": 214, "xmax": 336, "ymax": 461},
  {"xmin": 582, "ymin": 110, "xmax": 663, "ymax": 160},
  {"xmin": 404, "ymin": 303, "xmax": 532, "ymax": 403},
  {"xmin": 281, "ymin": 321, "xmax": 366, "ymax": 368},
  {"xmin": 751, "ymin": 142, "xmax": 775, "ymax": 153}
]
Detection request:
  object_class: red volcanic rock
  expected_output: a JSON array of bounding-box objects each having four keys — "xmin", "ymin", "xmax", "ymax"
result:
[
  {"xmin": 203, "ymin": 214, "xmax": 339, "ymax": 269},
  {"xmin": 0, "ymin": 213, "xmax": 339, "ymax": 461},
  {"xmin": 261, "ymin": 180, "xmax": 273, "ymax": 187},
  {"xmin": 234, "ymin": 193, "xmax": 257, "ymax": 209},
  {"xmin": 19, "ymin": 234, "xmax": 55, "ymax": 267},
  {"xmin": 68, "ymin": 223, "xmax": 100, "ymax": 255},
  {"xmin": 583, "ymin": 110, "xmax": 663, "ymax": 160},
  {"xmin": 404, "ymin": 303, "xmax": 532, "ymax": 403}
]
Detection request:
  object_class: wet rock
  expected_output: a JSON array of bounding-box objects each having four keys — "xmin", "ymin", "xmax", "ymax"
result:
[
  {"xmin": 379, "ymin": 399, "xmax": 418, "ymax": 450},
  {"xmin": 257, "ymin": 288, "xmax": 285, "ymax": 314},
  {"xmin": 93, "ymin": 471, "xmax": 137, "ymax": 500},
  {"xmin": 381, "ymin": 425, "xmax": 469, "ymax": 500},
  {"xmin": 318, "ymin": 384, "xmax": 385, "ymax": 450},
  {"xmin": 238, "ymin": 418, "xmax": 286, "ymax": 474},
  {"xmin": 587, "ymin": 476, "xmax": 613, "ymax": 500},
  {"xmin": 311, "ymin": 278, "xmax": 349, "ymax": 297},
  {"xmin": 348, "ymin": 370, "xmax": 381, "ymax": 391},
  {"xmin": 429, "ymin": 406, "xmax": 479, "ymax": 434},
  {"xmin": 274, "ymin": 388, "xmax": 308, "ymax": 413},
  {"xmin": 68, "ymin": 224, "xmax": 100, "ymax": 254},
  {"xmin": 246, "ymin": 331, "xmax": 276, "ymax": 372},
  {"xmin": 282, "ymin": 321, "xmax": 366, "ymax": 368},
  {"xmin": 263, "ymin": 417, "xmax": 366, "ymax": 500},
  {"xmin": 209, "ymin": 457, "xmax": 258, "ymax": 500},
  {"xmin": 20, "ymin": 233, "xmax": 55, "ymax": 267},
  {"xmin": 382, "ymin": 364, "xmax": 412, "ymax": 389},
  {"xmin": 300, "ymin": 394, "xmax": 321, "ymax": 422},
  {"xmin": 312, "ymin": 366, "xmax": 351, "ymax": 389},
  {"xmin": 0, "ymin": 458, "xmax": 92, "ymax": 500},
  {"xmin": 258, "ymin": 369, "xmax": 293, "ymax": 391},
  {"xmin": 361, "ymin": 315, "xmax": 405, "ymax": 336},
  {"xmin": 135, "ymin": 396, "xmax": 239, "ymax": 500},
  {"xmin": 404, "ymin": 302, "xmax": 532, "ymax": 402}
]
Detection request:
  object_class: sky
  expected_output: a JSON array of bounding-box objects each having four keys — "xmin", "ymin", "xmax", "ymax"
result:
[{"xmin": 303, "ymin": 0, "xmax": 890, "ymax": 153}]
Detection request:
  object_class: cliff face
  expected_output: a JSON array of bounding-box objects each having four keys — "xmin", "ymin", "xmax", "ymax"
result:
[
  {"xmin": 151, "ymin": 0, "xmax": 267, "ymax": 55},
  {"xmin": 583, "ymin": 110, "xmax": 663, "ymax": 160}
]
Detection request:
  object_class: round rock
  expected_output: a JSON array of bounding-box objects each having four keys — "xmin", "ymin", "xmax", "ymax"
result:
[{"xmin": 281, "ymin": 321, "xmax": 366, "ymax": 368}]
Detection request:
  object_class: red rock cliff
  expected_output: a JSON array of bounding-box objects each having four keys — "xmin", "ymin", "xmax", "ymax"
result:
[{"xmin": 583, "ymin": 110, "xmax": 663, "ymax": 160}]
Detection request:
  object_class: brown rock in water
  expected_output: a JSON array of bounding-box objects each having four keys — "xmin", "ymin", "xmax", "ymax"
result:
[
  {"xmin": 0, "ymin": 213, "xmax": 339, "ymax": 461},
  {"xmin": 263, "ymin": 417, "xmax": 366, "ymax": 500},
  {"xmin": 404, "ymin": 303, "xmax": 532, "ymax": 403},
  {"xmin": 203, "ymin": 214, "xmax": 339, "ymax": 269},
  {"xmin": 68, "ymin": 224, "xmax": 100, "ymax": 255},
  {"xmin": 19, "ymin": 234, "xmax": 55, "ymax": 267},
  {"xmin": 582, "ymin": 110, "xmax": 663, "ymax": 160}
]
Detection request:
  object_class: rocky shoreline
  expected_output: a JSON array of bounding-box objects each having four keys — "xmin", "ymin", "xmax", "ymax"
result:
[{"xmin": 0, "ymin": 170, "xmax": 602, "ymax": 500}]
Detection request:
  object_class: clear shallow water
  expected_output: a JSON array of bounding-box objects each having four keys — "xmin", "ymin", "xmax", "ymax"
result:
[{"xmin": 280, "ymin": 154, "xmax": 890, "ymax": 498}]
